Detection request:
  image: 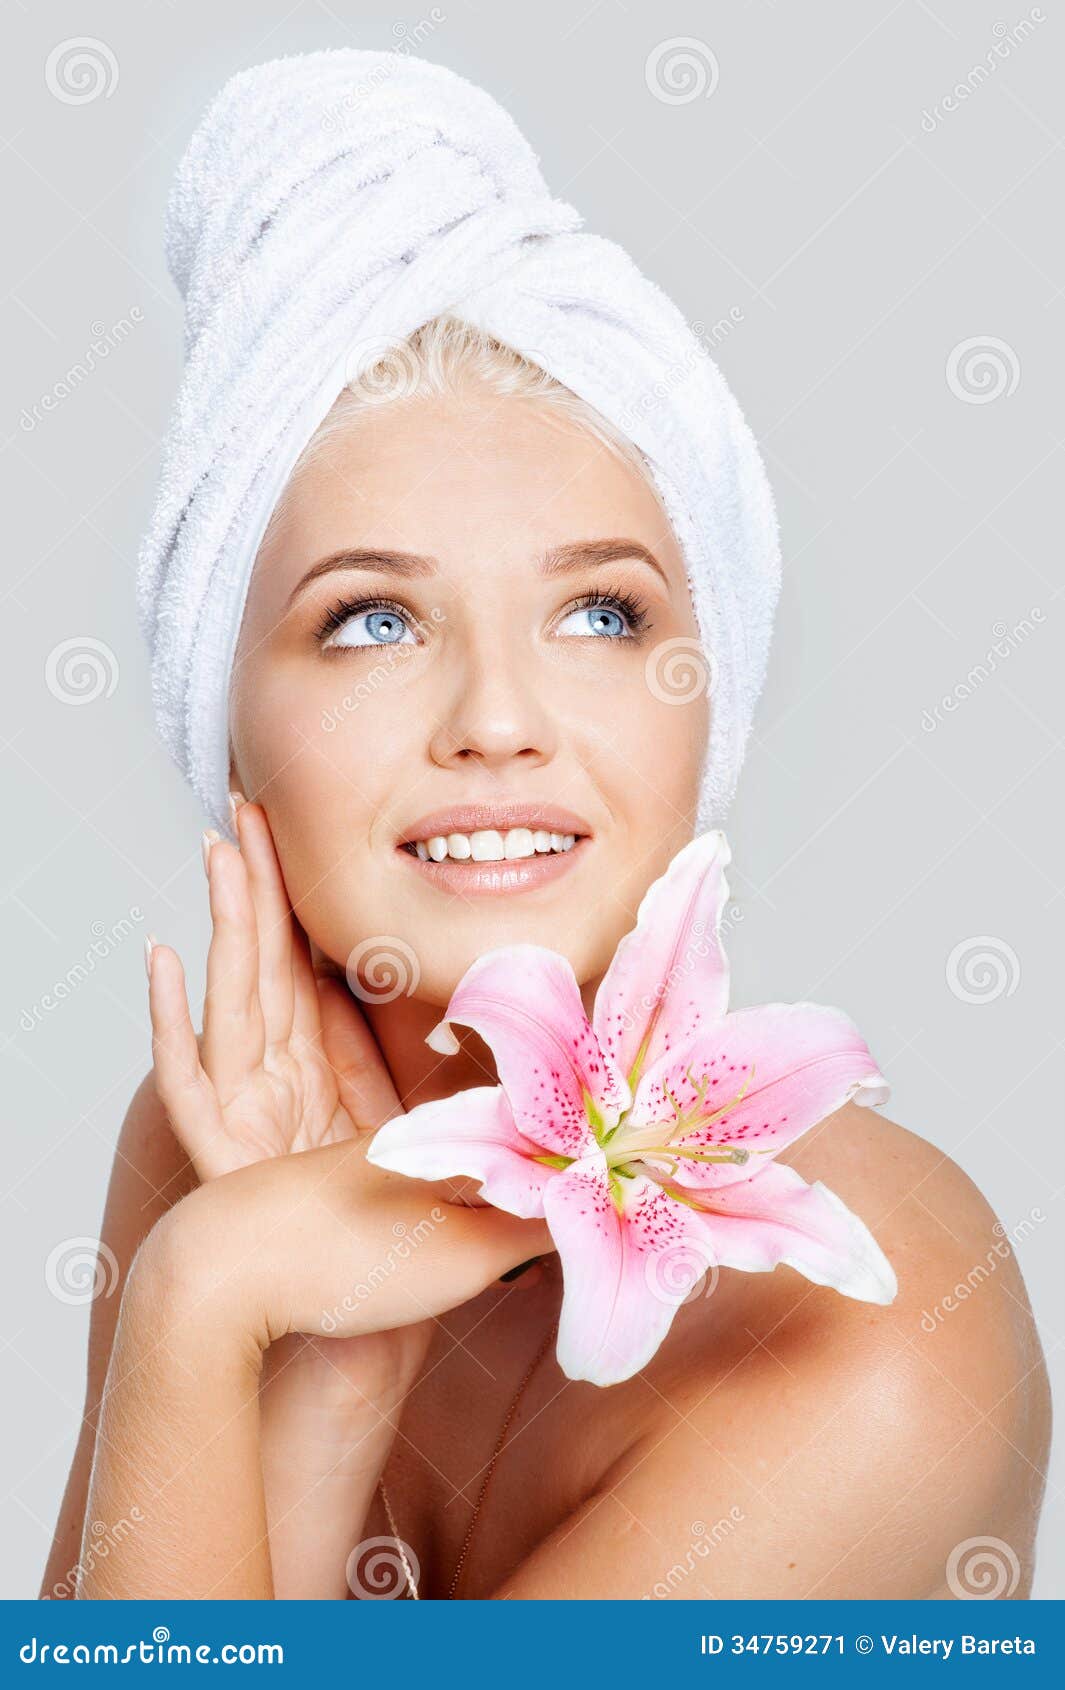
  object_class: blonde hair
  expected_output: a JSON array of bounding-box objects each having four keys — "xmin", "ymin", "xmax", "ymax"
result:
[{"xmin": 263, "ymin": 312, "xmax": 654, "ymax": 544}]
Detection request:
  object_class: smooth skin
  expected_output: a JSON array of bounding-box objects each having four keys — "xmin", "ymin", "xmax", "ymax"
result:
[{"xmin": 43, "ymin": 389, "xmax": 1051, "ymax": 1599}]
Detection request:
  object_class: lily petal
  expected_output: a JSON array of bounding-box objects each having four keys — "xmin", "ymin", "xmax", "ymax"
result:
[
  {"xmin": 592, "ymin": 831, "xmax": 732, "ymax": 1094},
  {"xmin": 678, "ymin": 1160, "xmax": 898, "ymax": 1303},
  {"xmin": 366, "ymin": 1086, "xmax": 555, "ymax": 1218},
  {"xmin": 543, "ymin": 1156, "xmax": 717, "ymax": 1386},
  {"xmin": 427, "ymin": 945, "xmax": 629, "ymax": 1158},
  {"xmin": 627, "ymin": 1000, "xmax": 890, "ymax": 1190}
]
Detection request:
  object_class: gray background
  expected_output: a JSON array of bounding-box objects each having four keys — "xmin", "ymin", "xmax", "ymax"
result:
[{"xmin": 2, "ymin": 0, "xmax": 1061, "ymax": 1599}]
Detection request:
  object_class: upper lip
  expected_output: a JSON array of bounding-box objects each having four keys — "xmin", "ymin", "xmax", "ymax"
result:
[{"xmin": 398, "ymin": 802, "xmax": 593, "ymax": 845}]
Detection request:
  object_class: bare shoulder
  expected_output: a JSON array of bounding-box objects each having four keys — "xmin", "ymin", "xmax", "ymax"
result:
[{"xmin": 621, "ymin": 1104, "xmax": 1052, "ymax": 1598}]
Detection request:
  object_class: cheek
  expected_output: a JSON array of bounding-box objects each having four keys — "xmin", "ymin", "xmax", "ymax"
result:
[
  {"xmin": 229, "ymin": 661, "xmax": 410, "ymax": 908},
  {"xmin": 573, "ymin": 661, "xmax": 707, "ymax": 823}
]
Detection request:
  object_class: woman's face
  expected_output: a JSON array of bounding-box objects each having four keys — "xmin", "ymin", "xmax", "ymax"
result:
[{"xmin": 229, "ymin": 386, "xmax": 709, "ymax": 1005}]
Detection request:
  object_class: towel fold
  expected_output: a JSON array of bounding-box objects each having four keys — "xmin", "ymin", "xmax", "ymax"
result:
[{"xmin": 137, "ymin": 48, "xmax": 781, "ymax": 837}]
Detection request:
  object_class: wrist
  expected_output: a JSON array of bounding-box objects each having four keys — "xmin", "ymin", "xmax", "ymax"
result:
[{"xmin": 130, "ymin": 1182, "xmax": 273, "ymax": 1367}]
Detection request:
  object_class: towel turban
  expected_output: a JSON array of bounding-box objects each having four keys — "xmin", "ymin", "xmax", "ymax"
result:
[{"xmin": 136, "ymin": 48, "xmax": 781, "ymax": 839}]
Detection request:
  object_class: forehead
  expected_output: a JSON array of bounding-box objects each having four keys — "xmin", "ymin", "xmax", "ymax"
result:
[{"xmin": 253, "ymin": 390, "xmax": 686, "ymax": 598}]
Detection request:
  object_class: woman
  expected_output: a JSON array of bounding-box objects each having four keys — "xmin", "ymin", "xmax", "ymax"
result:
[{"xmin": 42, "ymin": 52, "xmax": 1049, "ymax": 1601}]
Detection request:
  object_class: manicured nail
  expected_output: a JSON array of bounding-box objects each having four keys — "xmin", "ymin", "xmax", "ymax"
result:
[
  {"xmin": 228, "ymin": 790, "xmax": 246, "ymax": 828},
  {"xmin": 144, "ymin": 933, "xmax": 157, "ymax": 981},
  {"xmin": 201, "ymin": 828, "xmax": 220, "ymax": 877}
]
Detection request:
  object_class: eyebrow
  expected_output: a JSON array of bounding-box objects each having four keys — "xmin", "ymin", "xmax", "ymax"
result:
[{"xmin": 286, "ymin": 537, "xmax": 668, "ymax": 606}]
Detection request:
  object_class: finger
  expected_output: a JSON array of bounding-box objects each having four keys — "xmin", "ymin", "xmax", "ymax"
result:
[
  {"xmin": 317, "ymin": 974, "xmax": 403, "ymax": 1130},
  {"xmin": 147, "ymin": 940, "xmax": 226, "ymax": 1173},
  {"xmin": 459, "ymin": 1210, "xmax": 557, "ymax": 1284},
  {"xmin": 231, "ymin": 801, "xmax": 295, "ymax": 1050},
  {"xmin": 202, "ymin": 836, "xmax": 266, "ymax": 1101}
]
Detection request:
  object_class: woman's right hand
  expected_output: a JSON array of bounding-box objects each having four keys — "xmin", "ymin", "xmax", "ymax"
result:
[
  {"xmin": 147, "ymin": 796, "xmax": 398, "ymax": 1182},
  {"xmin": 139, "ymin": 794, "xmax": 550, "ymax": 1596},
  {"xmin": 145, "ymin": 794, "xmax": 550, "ymax": 1344}
]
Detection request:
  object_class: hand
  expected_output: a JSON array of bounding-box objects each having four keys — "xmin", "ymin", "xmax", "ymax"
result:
[
  {"xmin": 147, "ymin": 796, "xmax": 401, "ymax": 1180},
  {"xmin": 142, "ymin": 1132, "xmax": 552, "ymax": 1350},
  {"xmin": 143, "ymin": 796, "xmax": 433, "ymax": 1595}
]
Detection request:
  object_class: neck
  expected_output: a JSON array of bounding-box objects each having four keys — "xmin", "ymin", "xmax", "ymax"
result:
[
  {"xmin": 363, "ymin": 994, "xmax": 493, "ymax": 1109},
  {"xmin": 360, "ymin": 975, "xmax": 603, "ymax": 1114}
]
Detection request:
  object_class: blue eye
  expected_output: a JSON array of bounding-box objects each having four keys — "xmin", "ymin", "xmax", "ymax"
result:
[
  {"xmin": 322, "ymin": 606, "xmax": 417, "ymax": 648},
  {"xmin": 556, "ymin": 601, "xmax": 634, "ymax": 639}
]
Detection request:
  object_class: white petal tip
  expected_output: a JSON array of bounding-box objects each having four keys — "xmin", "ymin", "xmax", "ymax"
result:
[
  {"xmin": 426, "ymin": 1018, "xmax": 461, "ymax": 1055},
  {"xmin": 853, "ymin": 1072, "xmax": 891, "ymax": 1109}
]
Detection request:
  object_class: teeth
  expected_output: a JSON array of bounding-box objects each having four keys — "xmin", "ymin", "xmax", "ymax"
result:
[
  {"xmin": 470, "ymin": 829, "xmax": 505, "ymax": 861},
  {"xmin": 412, "ymin": 827, "xmax": 580, "ymax": 862}
]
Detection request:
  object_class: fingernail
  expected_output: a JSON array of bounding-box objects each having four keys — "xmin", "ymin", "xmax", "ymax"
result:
[
  {"xmin": 201, "ymin": 828, "xmax": 220, "ymax": 877},
  {"xmin": 228, "ymin": 790, "xmax": 246, "ymax": 828},
  {"xmin": 144, "ymin": 933, "xmax": 157, "ymax": 981}
]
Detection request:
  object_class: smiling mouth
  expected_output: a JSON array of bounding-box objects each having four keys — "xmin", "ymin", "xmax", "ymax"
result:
[
  {"xmin": 400, "ymin": 827, "xmax": 582, "ymax": 864},
  {"xmin": 396, "ymin": 815, "xmax": 592, "ymax": 896}
]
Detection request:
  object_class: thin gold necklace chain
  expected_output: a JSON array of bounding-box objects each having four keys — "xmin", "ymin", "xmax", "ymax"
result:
[{"xmin": 379, "ymin": 1309, "xmax": 561, "ymax": 1600}]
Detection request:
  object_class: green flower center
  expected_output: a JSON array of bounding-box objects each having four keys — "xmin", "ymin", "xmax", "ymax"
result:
[{"xmin": 532, "ymin": 1061, "xmax": 767, "ymax": 1213}]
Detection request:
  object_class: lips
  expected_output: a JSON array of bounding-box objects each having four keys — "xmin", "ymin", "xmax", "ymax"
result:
[
  {"xmin": 399, "ymin": 802, "xmax": 591, "ymax": 846},
  {"xmin": 396, "ymin": 802, "xmax": 593, "ymax": 896}
]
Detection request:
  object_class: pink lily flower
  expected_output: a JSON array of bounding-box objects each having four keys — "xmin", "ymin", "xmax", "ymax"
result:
[{"xmin": 367, "ymin": 831, "xmax": 897, "ymax": 1386}]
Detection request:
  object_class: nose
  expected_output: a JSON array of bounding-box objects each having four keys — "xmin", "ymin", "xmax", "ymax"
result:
[{"xmin": 427, "ymin": 638, "xmax": 559, "ymax": 775}]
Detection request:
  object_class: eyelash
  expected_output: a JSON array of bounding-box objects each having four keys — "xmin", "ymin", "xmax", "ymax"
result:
[
  {"xmin": 314, "ymin": 595, "xmax": 407, "ymax": 643},
  {"xmin": 563, "ymin": 583, "xmax": 651, "ymax": 637},
  {"xmin": 313, "ymin": 582, "xmax": 652, "ymax": 645}
]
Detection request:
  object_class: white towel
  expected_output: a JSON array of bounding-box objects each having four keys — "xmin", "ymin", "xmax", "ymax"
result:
[{"xmin": 137, "ymin": 48, "xmax": 781, "ymax": 839}]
